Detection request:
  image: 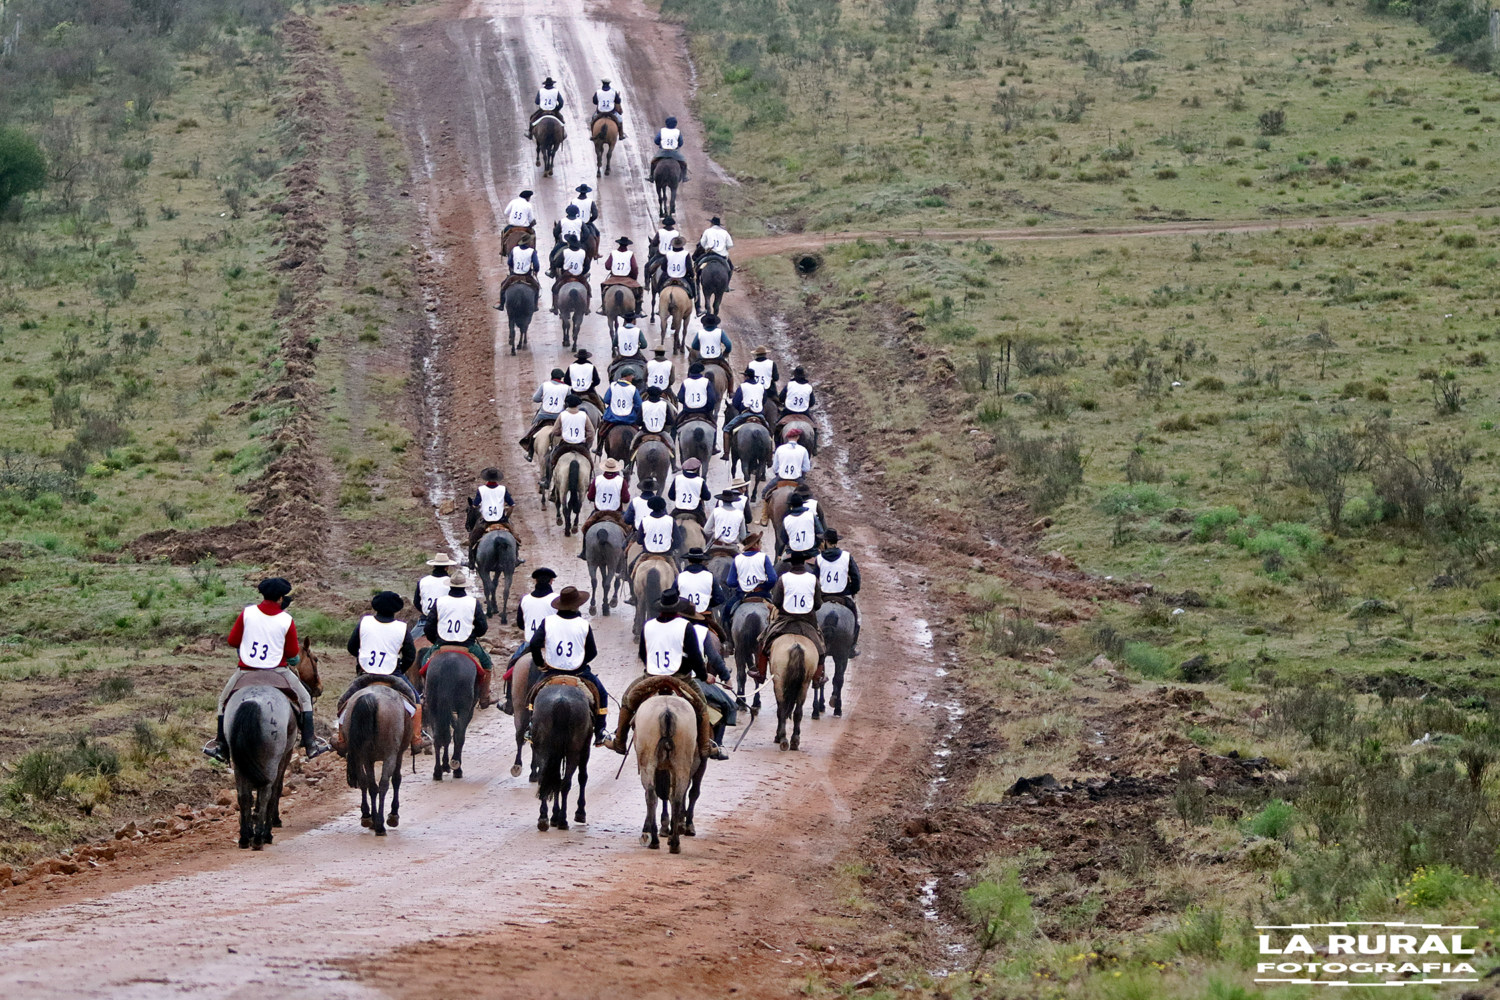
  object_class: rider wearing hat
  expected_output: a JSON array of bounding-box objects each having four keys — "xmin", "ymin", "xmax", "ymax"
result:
[
  {"xmin": 503, "ymin": 189, "xmax": 536, "ymax": 233},
  {"xmin": 676, "ymin": 362, "xmax": 719, "ymax": 427},
  {"xmin": 609, "ymin": 590, "xmax": 729, "ymax": 759},
  {"xmin": 639, "ymin": 384, "xmax": 674, "ymax": 440},
  {"xmin": 502, "ymin": 567, "xmax": 559, "ymax": 714},
  {"xmin": 755, "ymin": 551, "xmax": 825, "ymax": 682},
  {"xmin": 521, "ymin": 368, "xmax": 570, "ymax": 461},
  {"xmin": 781, "ymin": 494, "xmax": 824, "ymax": 563},
  {"xmin": 569, "ymin": 182, "xmax": 599, "ymax": 226},
  {"xmin": 567, "ymin": 348, "xmax": 602, "ymax": 409},
  {"xmin": 579, "ymin": 457, "xmax": 632, "ymax": 557},
  {"xmin": 501, "ymin": 230, "xmax": 541, "ymax": 300},
  {"xmin": 551, "ymin": 204, "xmax": 586, "ymax": 269},
  {"xmin": 551, "ymin": 233, "xmax": 592, "ymax": 315},
  {"xmin": 766, "ymin": 426, "xmax": 812, "ymax": 498},
  {"xmin": 651, "ymin": 115, "xmax": 688, "ymax": 182},
  {"xmin": 529, "ymin": 77, "xmax": 564, "ymax": 136},
  {"xmin": 675, "ymin": 547, "xmax": 726, "ymax": 619},
  {"xmin": 413, "ymin": 552, "xmax": 457, "ymax": 640},
  {"xmin": 688, "ymin": 312, "xmax": 732, "ymax": 365},
  {"xmin": 333, "ymin": 591, "xmax": 426, "ymax": 755},
  {"xmin": 600, "ymin": 370, "xmax": 641, "ymax": 436},
  {"xmin": 599, "ymin": 236, "xmax": 642, "ymax": 312},
  {"xmin": 611, "ymin": 313, "xmax": 649, "ymax": 363},
  {"xmin": 748, "ymin": 344, "xmax": 779, "ymax": 393},
  {"xmin": 725, "ymin": 531, "xmax": 776, "ymax": 621},
  {"xmin": 206, "ymin": 577, "xmax": 326, "ymax": 763},
  {"xmin": 635, "ymin": 495, "xmax": 681, "ymax": 558},
  {"xmin": 694, "ymin": 216, "xmax": 734, "ymax": 278},
  {"xmin": 466, "ymin": 467, "xmax": 518, "ymax": 568},
  {"xmin": 591, "ymin": 77, "xmax": 625, "ymax": 138},
  {"xmin": 705, "ymin": 488, "xmax": 748, "ymax": 549},
  {"xmin": 722, "ymin": 363, "xmax": 770, "ymax": 452},
  {"xmin": 525, "ymin": 586, "xmax": 610, "ymax": 746},
  {"xmin": 721, "ymin": 478, "xmax": 752, "ymax": 519},
  {"xmin": 545, "ymin": 394, "xmax": 595, "ymax": 485},
  {"xmin": 780, "ymin": 366, "xmax": 816, "ymax": 416},
  {"xmin": 419, "ymin": 569, "xmax": 496, "ymax": 708},
  {"xmin": 817, "ymin": 529, "xmax": 861, "ymax": 657},
  {"xmin": 645, "ymin": 346, "xmax": 674, "ymax": 392},
  {"xmin": 667, "ymin": 456, "xmax": 708, "ymax": 524},
  {"xmin": 645, "ymin": 214, "xmax": 680, "ymax": 292},
  {"xmin": 661, "ymin": 235, "xmax": 697, "ymax": 308},
  {"xmin": 627, "ymin": 477, "xmax": 660, "ymax": 531}
]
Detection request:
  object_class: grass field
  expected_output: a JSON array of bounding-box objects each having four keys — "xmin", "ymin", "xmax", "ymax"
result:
[{"xmin": 666, "ymin": 0, "xmax": 1500, "ymax": 994}]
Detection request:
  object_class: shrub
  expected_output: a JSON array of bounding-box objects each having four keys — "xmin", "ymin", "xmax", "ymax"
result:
[
  {"xmin": 964, "ymin": 867, "xmax": 1034, "ymax": 960},
  {"xmin": 1123, "ymin": 641, "xmax": 1175, "ymax": 677},
  {"xmin": 0, "ymin": 127, "xmax": 47, "ymax": 213},
  {"xmin": 1173, "ymin": 907, "xmax": 1226, "ymax": 957},
  {"xmin": 1401, "ymin": 864, "xmax": 1468, "ymax": 908},
  {"xmin": 1267, "ymin": 684, "xmax": 1358, "ymax": 748},
  {"xmin": 1258, "ymin": 108, "xmax": 1287, "ymax": 135},
  {"xmin": 1193, "ymin": 506, "xmax": 1242, "ymax": 541},
  {"xmin": 7, "ymin": 749, "xmax": 70, "ymax": 800},
  {"xmin": 994, "ymin": 424, "xmax": 1083, "ymax": 512},
  {"xmin": 1284, "ymin": 425, "xmax": 1359, "ymax": 533},
  {"xmin": 1245, "ymin": 799, "xmax": 1297, "ymax": 843},
  {"xmin": 95, "ymin": 675, "xmax": 135, "ymax": 702}
]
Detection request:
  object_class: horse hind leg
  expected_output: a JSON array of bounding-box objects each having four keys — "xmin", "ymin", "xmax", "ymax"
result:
[
  {"xmin": 790, "ymin": 690, "xmax": 805, "ymax": 752},
  {"xmin": 237, "ymin": 781, "xmax": 253, "ymax": 849},
  {"xmin": 642, "ymin": 787, "xmax": 659, "ymax": 848},
  {"xmin": 574, "ymin": 758, "xmax": 587, "ymax": 824},
  {"xmin": 552, "ymin": 766, "xmax": 571, "ymax": 830},
  {"xmin": 812, "ymin": 678, "xmax": 824, "ymax": 721},
  {"xmin": 667, "ymin": 791, "xmax": 682, "ymax": 855},
  {"xmin": 360, "ymin": 785, "xmax": 374, "ymax": 828},
  {"xmin": 387, "ymin": 766, "xmax": 401, "ymax": 827}
]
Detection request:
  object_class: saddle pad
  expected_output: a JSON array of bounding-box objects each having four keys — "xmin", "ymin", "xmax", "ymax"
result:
[
  {"xmin": 527, "ymin": 674, "xmax": 599, "ymax": 714},
  {"xmin": 228, "ymin": 670, "xmax": 298, "ymax": 701},
  {"xmin": 419, "ymin": 647, "xmax": 484, "ymax": 679},
  {"xmin": 483, "ymin": 522, "xmax": 513, "ymax": 537}
]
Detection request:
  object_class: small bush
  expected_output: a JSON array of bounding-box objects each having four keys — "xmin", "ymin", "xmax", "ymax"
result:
[
  {"xmin": 1401, "ymin": 864, "xmax": 1468, "ymax": 908},
  {"xmin": 0, "ymin": 127, "xmax": 47, "ymax": 212},
  {"xmin": 7, "ymin": 749, "xmax": 70, "ymax": 800},
  {"xmin": 1123, "ymin": 641, "xmax": 1175, "ymax": 678},
  {"xmin": 1173, "ymin": 907, "xmax": 1226, "ymax": 957},
  {"xmin": 1258, "ymin": 108, "xmax": 1287, "ymax": 135},
  {"xmin": 1245, "ymin": 798, "xmax": 1297, "ymax": 843},
  {"xmin": 1193, "ymin": 506, "xmax": 1242, "ymax": 541},
  {"xmin": 95, "ymin": 675, "xmax": 135, "ymax": 702},
  {"xmin": 964, "ymin": 867, "xmax": 1034, "ymax": 959}
]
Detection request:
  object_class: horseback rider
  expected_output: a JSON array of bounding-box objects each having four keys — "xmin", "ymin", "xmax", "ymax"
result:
[
  {"xmin": 578, "ymin": 457, "xmax": 631, "ymax": 558},
  {"xmin": 529, "ymin": 77, "xmax": 564, "ymax": 136},
  {"xmin": 525, "ymin": 586, "xmax": 610, "ymax": 746},
  {"xmin": 676, "ymin": 361, "xmax": 719, "ymax": 426},
  {"xmin": 725, "ymin": 531, "xmax": 776, "ymax": 621},
  {"xmin": 418, "ymin": 570, "xmax": 496, "ymax": 708},
  {"xmin": 639, "ymin": 384, "xmax": 673, "ymax": 439},
  {"xmin": 501, "ymin": 231, "xmax": 542, "ymax": 300},
  {"xmin": 204, "ymin": 577, "xmax": 326, "ymax": 763},
  {"xmin": 466, "ymin": 467, "xmax": 519, "ymax": 568},
  {"xmin": 332, "ymin": 591, "xmax": 426, "ymax": 755},
  {"xmin": 676, "ymin": 547, "xmax": 725, "ymax": 618},
  {"xmin": 648, "ymin": 215, "xmax": 681, "ymax": 269},
  {"xmin": 788, "ymin": 484, "xmax": 827, "ymax": 535},
  {"xmin": 501, "ymin": 567, "xmax": 558, "ymax": 714},
  {"xmin": 667, "ymin": 456, "xmax": 707, "ymax": 524},
  {"xmin": 721, "ymin": 364, "xmax": 769, "ymax": 452},
  {"xmin": 661, "ymin": 235, "xmax": 697, "ymax": 308},
  {"xmin": 721, "ymin": 478, "xmax": 752, "ymax": 519},
  {"xmin": 569, "ymin": 183, "xmax": 599, "ymax": 228},
  {"xmin": 646, "ymin": 347, "xmax": 674, "ymax": 392},
  {"xmin": 780, "ymin": 365, "xmax": 816, "ymax": 416},
  {"xmin": 567, "ymin": 348, "xmax": 602, "ymax": 408},
  {"xmin": 818, "ymin": 529, "xmax": 861, "ymax": 657},
  {"xmin": 609, "ymin": 591, "xmax": 729, "ymax": 760},
  {"xmin": 688, "ymin": 312, "xmax": 732, "ymax": 365},
  {"xmin": 765, "ymin": 426, "xmax": 811, "ymax": 498},
  {"xmin": 694, "ymin": 215, "xmax": 734, "ymax": 288},
  {"xmin": 520, "ymin": 369, "xmax": 569, "ymax": 461},
  {"xmin": 651, "ymin": 115, "xmax": 688, "ymax": 183},
  {"xmin": 705, "ymin": 488, "xmax": 748, "ymax": 549},
  {"xmin": 412, "ymin": 552, "xmax": 456, "ymax": 641},
  {"xmin": 599, "ymin": 236, "xmax": 642, "ymax": 313},
  {"xmin": 612, "ymin": 314, "xmax": 648, "ymax": 361},
  {"xmin": 551, "ymin": 204, "xmax": 586, "ymax": 267},
  {"xmin": 635, "ymin": 495, "xmax": 681, "ymax": 558},
  {"xmin": 748, "ymin": 344, "xmax": 779, "ymax": 392},
  {"xmin": 755, "ymin": 551, "xmax": 825, "ymax": 682},
  {"xmin": 502, "ymin": 189, "xmax": 536, "ymax": 234},
  {"xmin": 546, "ymin": 394, "xmax": 595, "ymax": 483},
  {"xmin": 781, "ymin": 494, "xmax": 824, "ymax": 562},
  {"xmin": 628, "ymin": 478, "xmax": 661, "ymax": 531},
  {"xmin": 590, "ymin": 78, "xmax": 625, "ymax": 138},
  {"xmin": 600, "ymin": 371, "xmax": 641, "ymax": 438},
  {"xmin": 550, "ymin": 234, "xmax": 591, "ymax": 315}
]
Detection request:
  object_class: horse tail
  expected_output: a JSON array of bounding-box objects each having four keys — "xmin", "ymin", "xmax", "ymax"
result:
[
  {"xmin": 535, "ymin": 699, "xmax": 566, "ymax": 802},
  {"xmin": 567, "ymin": 457, "xmax": 583, "ymax": 513},
  {"xmin": 654, "ymin": 708, "xmax": 674, "ymax": 801},
  {"xmin": 346, "ymin": 694, "xmax": 378, "ymax": 789},
  {"xmin": 786, "ymin": 643, "xmax": 807, "ymax": 699},
  {"xmin": 228, "ymin": 699, "xmax": 270, "ymax": 788}
]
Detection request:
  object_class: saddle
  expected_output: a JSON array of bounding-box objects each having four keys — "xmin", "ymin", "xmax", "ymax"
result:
[
  {"xmin": 419, "ymin": 645, "xmax": 484, "ymax": 679},
  {"xmin": 482, "ymin": 521, "xmax": 514, "ymax": 538},
  {"xmin": 660, "ymin": 276, "xmax": 690, "ymax": 292},
  {"xmin": 631, "ymin": 549, "xmax": 677, "ymax": 578},
  {"xmin": 629, "ymin": 432, "xmax": 672, "ymax": 460},
  {"xmin": 626, "ymin": 673, "xmax": 711, "ymax": 723},
  {"xmin": 707, "ymin": 542, "xmax": 739, "ymax": 558},
  {"xmin": 226, "ymin": 669, "xmax": 301, "ymax": 704},
  {"xmin": 582, "ymin": 509, "xmax": 629, "ymax": 536},
  {"xmin": 776, "ymin": 412, "xmax": 813, "ymax": 434},
  {"xmin": 525, "ymin": 672, "xmax": 600, "ymax": 714},
  {"xmin": 532, "ymin": 111, "xmax": 564, "ymax": 127},
  {"xmin": 821, "ymin": 593, "xmax": 857, "ymax": 612},
  {"xmin": 356, "ymin": 676, "xmax": 419, "ymax": 712},
  {"xmin": 602, "ymin": 274, "xmax": 641, "ymax": 291},
  {"xmin": 501, "ymin": 272, "xmax": 540, "ymax": 294}
]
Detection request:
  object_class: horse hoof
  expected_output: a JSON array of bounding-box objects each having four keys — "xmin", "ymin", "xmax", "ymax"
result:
[
  {"xmin": 271, "ymin": 818, "xmax": 282, "ymax": 828},
  {"xmin": 574, "ymin": 811, "xmax": 586, "ymax": 824},
  {"xmin": 252, "ymin": 841, "xmax": 264, "ymax": 851},
  {"xmin": 263, "ymin": 832, "xmax": 273, "ymax": 844},
  {"xmin": 433, "ymin": 771, "xmax": 444, "ymax": 781},
  {"xmin": 452, "ymin": 767, "xmax": 462, "ymax": 779},
  {"xmin": 387, "ymin": 813, "xmax": 399, "ymax": 827},
  {"xmin": 510, "ymin": 764, "xmax": 522, "ymax": 777},
  {"xmin": 555, "ymin": 818, "xmax": 569, "ymax": 831},
  {"xmin": 779, "ymin": 739, "xmax": 790, "ymax": 751},
  {"xmin": 539, "ymin": 819, "xmax": 550, "ymax": 832},
  {"xmin": 375, "ymin": 828, "xmax": 387, "ymax": 837},
  {"xmin": 669, "ymin": 842, "xmax": 681, "ymax": 855},
  {"xmin": 684, "ymin": 824, "xmax": 696, "ymax": 837},
  {"xmin": 791, "ymin": 738, "xmax": 801, "ymax": 751},
  {"xmin": 647, "ymin": 840, "xmax": 659, "ymax": 850},
  {"xmin": 361, "ymin": 816, "xmax": 374, "ymax": 828},
  {"xmin": 833, "ymin": 707, "xmax": 843, "ymax": 718},
  {"xmin": 238, "ymin": 839, "xmax": 249, "ymax": 849},
  {"xmin": 811, "ymin": 709, "xmax": 821, "ymax": 721}
]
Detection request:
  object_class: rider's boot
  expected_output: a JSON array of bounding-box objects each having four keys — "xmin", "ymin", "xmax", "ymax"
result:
[
  {"xmin": 697, "ymin": 710, "xmax": 727, "ymax": 760},
  {"xmin": 301, "ymin": 711, "xmax": 329, "ymax": 759},
  {"xmin": 203, "ymin": 715, "xmax": 229, "ymax": 763},
  {"xmin": 594, "ymin": 716, "xmax": 610, "ymax": 748},
  {"xmin": 608, "ymin": 704, "xmax": 634, "ymax": 754},
  {"xmin": 410, "ymin": 705, "xmax": 432, "ymax": 752}
]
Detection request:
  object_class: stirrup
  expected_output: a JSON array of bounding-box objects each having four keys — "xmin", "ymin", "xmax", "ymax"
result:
[
  {"xmin": 304, "ymin": 737, "xmax": 331, "ymax": 760},
  {"xmin": 202, "ymin": 740, "xmax": 229, "ymax": 764}
]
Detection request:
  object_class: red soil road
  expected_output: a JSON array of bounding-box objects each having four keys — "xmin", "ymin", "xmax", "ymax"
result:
[{"xmin": 0, "ymin": 1, "xmax": 943, "ymax": 997}]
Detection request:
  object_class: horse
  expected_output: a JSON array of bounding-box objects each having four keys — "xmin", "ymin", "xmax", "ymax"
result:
[
  {"xmin": 629, "ymin": 434, "xmax": 673, "ymax": 490},
  {"xmin": 592, "ymin": 117, "xmax": 618, "ymax": 177},
  {"xmin": 697, "ymin": 357, "xmax": 733, "ymax": 403},
  {"xmin": 608, "ymin": 356, "xmax": 647, "ymax": 386},
  {"xmin": 533, "ymin": 115, "xmax": 565, "ymax": 176},
  {"xmin": 706, "ymin": 548, "xmax": 735, "ymax": 595},
  {"xmin": 501, "ymin": 226, "xmax": 534, "ymax": 255},
  {"xmin": 548, "ymin": 449, "xmax": 591, "ymax": 536},
  {"xmin": 659, "ymin": 284, "xmax": 693, "ymax": 354},
  {"xmin": 226, "ymin": 641, "xmax": 322, "ymax": 850},
  {"xmin": 343, "ymin": 684, "xmax": 410, "ymax": 836},
  {"xmin": 673, "ymin": 513, "xmax": 707, "ymax": 561},
  {"xmin": 424, "ymin": 648, "xmax": 478, "ymax": 780},
  {"xmin": 769, "ymin": 634, "xmax": 816, "ymax": 751},
  {"xmin": 698, "ymin": 256, "xmax": 731, "ymax": 317},
  {"xmin": 814, "ymin": 602, "xmax": 856, "ymax": 720},
  {"xmin": 556, "ymin": 279, "xmax": 589, "ymax": 349},
  {"xmin": 508, "ymin": 657, "xmax": 537, "ymax": 781},
  {"xmin": 778, "ymin": 413, "xmax": 819, "ymax": 455},
  {"xmin": 730, "ymin": 600, "xmax": 770, "ymax": 700},
  {"xmin": 760, "ymin": 479, "xmax": 799, "ymax": 530},
  {"xmin": 474, "ymin": 527, "xmax": 517, "ymax": 621},
  {"xmin": 631, "ymin": 553, "xmax": 675, "ymax": 637},
  {"xmin": 634, "ymin": 694, "xmax": 705, "ymax": 853},
  {"xmin": 676, "ymin": 415, "xmax": 715, "ymax": 472},
  {"xmin": 602, "ymin": 284, "xmax": 637, "ymax": 339},
  {"xmin": 729, "ymin": 420, "xmax": 772, "ymax": 496},
  {"xmin": 601, "ymin": 422, "xmax": 637, "ymax": 464},
  {"xmin": 652, "ymin": 157, "xmax": 684, "ymax": 221},
  {"xmin": 583, "ymin": 518, "xmax": 628, "ymax": 617},
  {"xmin": 502, "ymin": 282, "xmax": 537, "ymax": 355},
  {"xmin": 532, "ymin": 682, "xmax": 592, "ymax": 831}
]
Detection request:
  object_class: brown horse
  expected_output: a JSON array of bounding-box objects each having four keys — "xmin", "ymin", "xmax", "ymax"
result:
[
  {"xmin": 534, "ymin": 115, "xmax": 565, "ymax": 176},
  {"xmin": 634, "ymin": 694, "xmax": 705, "ymax": 853},
  {"xmin": 769, "ymin": 634, "xmax": 816, "ymax": 751},
  {"xmin": 602, "ymin": 283, "xmax": 637, "ymax": 339},
  {"xmin": 592, "ymin": 117, "xmax": 618, "ymax": 177},
  {"xmin": 652, "ymin": 156, "xmax": 684, "ymax": 221},
  {"xmin": 601, "ymin": 422, "xmax": 637, "ymax": 463},
  {"xmin": 631, "ymin": 552, "xmax": 676, "ymax": 638},
  {"xmin": 501, "ymin": 226, "xmax": 535, "ymax": 255},
  {"xmin": 343, "ymin": 683, "xmax": 411, "ymax": 836},
  {"xmin": 659, "ymin": 284, "xmax": 693, "ymax": 354}
]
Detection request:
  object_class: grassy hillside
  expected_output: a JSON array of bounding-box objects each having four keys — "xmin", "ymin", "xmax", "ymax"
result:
[{"xmin": 666, "ymin": 0, "xmax": 1500, "ymax": 995}]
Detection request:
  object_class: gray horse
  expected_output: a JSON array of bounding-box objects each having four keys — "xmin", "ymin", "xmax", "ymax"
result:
[
  {"xmin": 533, "ymin": 682, "xmax": 592, "ymax": 831},
  {"xmin": 424, "ymin": 649, "xmax": 478, "ymax": 781},
  {"xmin": 584, "ymin": 519, "xmax": 627, "ymax": 617},
  {"xmin": 343, "ymin": 684, "xmax": 409, "ymax": 836},
  {"xmin": 225, "ymin": 645, "xmax": 321, "ymax": 850},
  {"xmin": 729, "ymin": 420, "xmax": 772, "ymax": 497},
  {"xmin": 697, "ymin": 256, "xmax": 730, "ymax": 317},
  {"xmin": 556, "ymin": 280, "xmax": 589, "ymax": 348},
  {"xmin": 502, "ymin": 282, "xmax": 537, "ymax": 355},
  {"xmin": 475, "ymin": 528, "xmax": 517, "ymax": 621},
  {"xmin": 634, "ymin": 694, "xmax": 704, "ymax": 853},
  {"xmin": 730, "ymin": 600, "xmax": 770, "ymax": 700},
  {"xmin": 630, "ymin": 435, "xmax": 673, "ymax": 491},
  {"xmin": 814, "ymin": 602, "xmax": 856, "ymax": 720},
  {"xmin": 675, "ymin": 415, "xmax": 715, "ymax": 472}
]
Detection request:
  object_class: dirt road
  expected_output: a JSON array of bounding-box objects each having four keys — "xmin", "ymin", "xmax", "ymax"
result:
[{"xmin": 0, "ymin": 1, "xmax": 938, "ymax": 996}]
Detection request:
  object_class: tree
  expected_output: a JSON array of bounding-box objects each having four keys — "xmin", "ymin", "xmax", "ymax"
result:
[{"xmin": 0, "ymin": 127, "xmax": 47, "ymax": 216}]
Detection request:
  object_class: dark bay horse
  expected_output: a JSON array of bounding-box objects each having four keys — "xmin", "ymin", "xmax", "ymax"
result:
[
  {"xmin": 344, "ymin": 684, "xmax": 410, "ymax": 836},
  {"xmin": 556, "ymin": 279, "xmax": 589, "ymax": 349},
  {"xmin": 502, "ymin": 282, "xmax": 537, "ymax": 355},
  {"xmin": 814, "ymin": 602, "xmax": 856, "ymax": 720},
  {"xmin": 226, "ymin": 641, "xmax": 322, "ymax": 850},
  {"xmin": 533, "ymin": 682, "xmax": 592, "ymax": 831},
  {"xmin": 475, "ymin": 528, "xmax": 517, "ymax": 622},
  {"xmin": 592, "ymin": 116, "xmax": 618, "ymax": 176},
  {"xmin": 652, "ymin": 157, "xmax": 683, "ymax": 221},
  {"xmin": 729, "ymin": 420, "xmax": 772, "ymax": 497},
  {"xmin": 424, "ymin": 649, "xmax": 478, "ymax": 780},
  {"xmin": 534, "ymin": 115, "xmax": 565, "ymax": 176},
  {"xmin": 583, "ymin": 518, "xmax": 627, "ymax": 617},
  {"xmin": 697, "ymin": 256, "xmax": 730, "ymax": 317},
  {"xmin": 676, "ymin": 416, "xmax": 715, "ymax": 472}
]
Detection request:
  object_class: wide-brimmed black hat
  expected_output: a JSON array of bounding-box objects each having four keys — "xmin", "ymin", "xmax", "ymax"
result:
[
  {"xmin": 371, "ymin": 591, "xmax": 404, "ymax": 615},
  {"xmin": 258, "ymin": 577, "xmax": 292, "ymax": 600}
]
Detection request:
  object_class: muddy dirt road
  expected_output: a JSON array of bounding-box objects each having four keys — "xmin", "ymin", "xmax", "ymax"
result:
[{"xmin": 0, "ymin": 1, "xmax": 939, "ymax": 996}]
